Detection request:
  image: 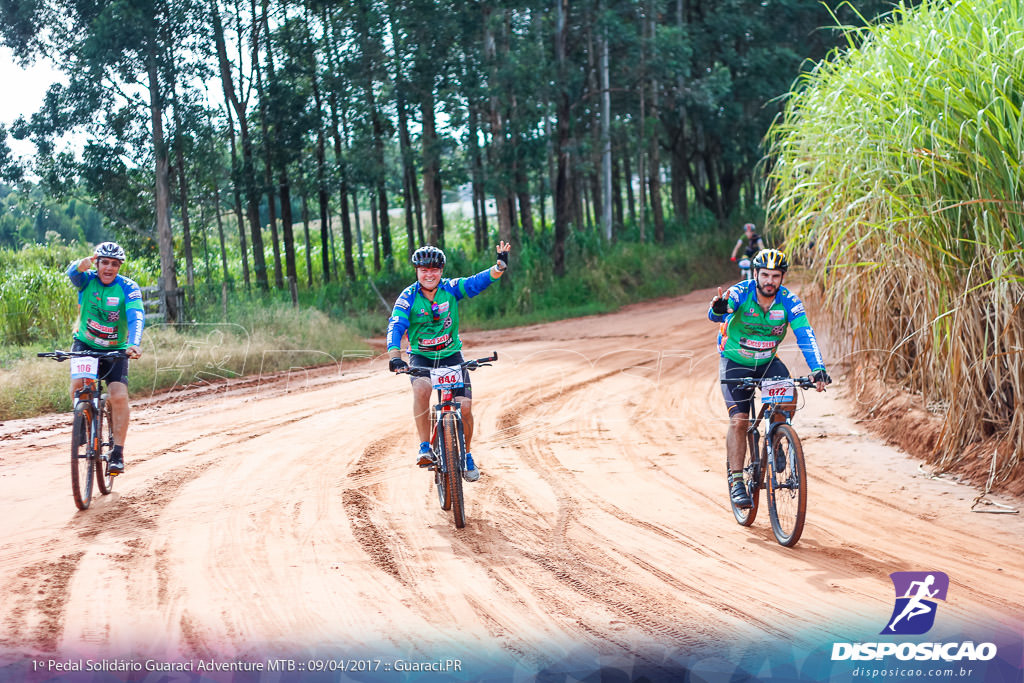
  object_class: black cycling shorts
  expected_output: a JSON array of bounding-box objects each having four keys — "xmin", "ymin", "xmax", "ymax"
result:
[
  {"xmin": 719, "ymin": 356, "xmax": 789, "ymax": 417},
  {"xmin": 71, "ymin": 339, "xmax": 130, "ymax": 386},
  {"xmin": 409, "ymin": 351, "xmax": 472, "ymax": 399}
]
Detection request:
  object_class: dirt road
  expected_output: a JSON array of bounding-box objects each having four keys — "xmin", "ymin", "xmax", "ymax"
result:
[{"xmin": 1, "ymin": 288, "xmax": 1021, "ymax": 681}]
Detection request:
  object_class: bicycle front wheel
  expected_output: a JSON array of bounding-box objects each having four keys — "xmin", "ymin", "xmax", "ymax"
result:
[
  {"xmin": 95, "ymin": 401, "xmax": 114, "ymax": 495},
  {"xmin": 433, "ymin": 428, "xmax": 451, "ymax": 511},
  {"xmin": 71, "ymin": 404, "xmax": 95, "ymax": 510},
  {"xmin": 441, "ymin": 412, "xmax": 466, "ymax": 529},
  {"xmin": 767, "ymin": 424, "xmax": 807, "ymax": 547}
]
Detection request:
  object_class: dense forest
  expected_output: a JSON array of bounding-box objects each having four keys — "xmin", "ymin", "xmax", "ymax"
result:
[{"xmin": 0, "ymin": 0, "xmax": 902, "ymax": 321}]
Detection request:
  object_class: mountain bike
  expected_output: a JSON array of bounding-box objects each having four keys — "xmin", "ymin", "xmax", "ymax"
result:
[
  {"xmin": 399, "ymin": 353, "xmax": 497, "ymax": 529},
  {"xmin": 721, "ymin": 375, "xmax": 818, "ymax": 547},
  {"xmin": 38, "ymin": 349, "xmax": 128, "ymax": 510}
]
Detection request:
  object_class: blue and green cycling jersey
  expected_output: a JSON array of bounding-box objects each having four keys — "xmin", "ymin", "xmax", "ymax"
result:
[
  {"xmin": 708, "ymin": 280, "xmax": 826, "ymax": 372},
  {"xmin": 387, "ymin": 268, "xmax": 498, "ymax": 359},
  {"xmin": 67, "ymin": 261, "xmax": 145, "ymax": 350}
]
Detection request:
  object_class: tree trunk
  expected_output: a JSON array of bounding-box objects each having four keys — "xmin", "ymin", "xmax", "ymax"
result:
[
  {"xmin": 600, "ymin": 24, "xmax": 612, "ymax": 241},
  {"xmin": 301, "ymin": 192, "xmax": 312, "ymax": 286},
  {"xmin": 213, "ymin": 188, "xmax": 229, "ymax": 285},
  {"xmin": 389, "ymin": 8, "xmax": 417, "ymax": 258},
  {"xmin": 329, "ymin": 93, "xmax": 356, "ymax": 279},
  {"xmin": 369, "ymin": 190, "xmax": 381, "ymax": 272},
  {"xmin": 421, "ymin": 89, "xmax": 444, "ymax": 246},
  {"xmin": 148, "ymin": 49, "xmax": 178, "ymax": 322},
  {"xmin": 311, "ymin": 67, "xmax": 331, "ymax": 283},
  {"xmin": 468, "ymin": 100, "xmax": 485, "ymax": 253},
  {"xmin": 223, "ymin": 103, "xmax": 249, "ymax": 291},
  {"xmin": 647, "ymin": 4, "xmax": 665, "ymax": 243},
  {"xmin": 212, "ymin": 0, "xmax": 266, "ymax": 290},
  {"xmin": 553, "ymin": 0, "xmax": 570, "ymax": 275}
]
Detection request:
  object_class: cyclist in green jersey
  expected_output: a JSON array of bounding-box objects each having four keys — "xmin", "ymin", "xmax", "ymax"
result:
[
  {"xmin": 387, "ymin": 241, "xmax": 511, "ymax": 481},
  {"xmin": 708, "ymin": 248, "xmax": 830, "ymax": 508},
  {"xmin": 66, "ymin": 242, "xmax": 145, "ymax": 474}
]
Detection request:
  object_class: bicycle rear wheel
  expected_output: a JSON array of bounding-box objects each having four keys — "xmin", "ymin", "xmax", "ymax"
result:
[
  {"xmin": 95, "ymin": 401, "xmax": 114, "ymax": 495},
  {"xmin": 441, "ymin": 413, "xmax": 466, "ymax": 529},
  {"xmin": 766, "ymin": 424, "xmax": 807, "ymax": 547},
  {"xmin": 731, "ymin": 430, "xmax": 763, "ymax": 526},
  {"xmin": 71, "ymin": 404, "xmax": 95, "ymax": 510}
]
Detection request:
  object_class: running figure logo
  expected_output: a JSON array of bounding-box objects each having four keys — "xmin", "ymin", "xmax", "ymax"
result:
[{"xmin": 881, "ymin": 571, "xmax": 949, "ymax": 635}]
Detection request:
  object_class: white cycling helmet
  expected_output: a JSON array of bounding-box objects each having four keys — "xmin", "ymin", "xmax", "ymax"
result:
[{"xmin": 94, "ymin": 241, "xmax": 126, "ymax": 262}]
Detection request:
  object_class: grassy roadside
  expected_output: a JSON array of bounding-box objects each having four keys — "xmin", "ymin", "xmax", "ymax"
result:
[{"xmin": 0, "ymin": 305, "xmax": 371, "ymax": 419}]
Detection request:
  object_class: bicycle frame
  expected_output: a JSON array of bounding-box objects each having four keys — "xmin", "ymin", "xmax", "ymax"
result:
[
  {"xmin": 399, "ymin": 353, "xmax": 497, "ymax": 529},
  {"xmin": 39, "ymin": 349, "xmax": 127, "ymax": 509},
  {"xmin": 722, "ymin": 374, "xmax": 818, "ymax": 546},
  {"xmin": 737, "ymin": 376, "xmax": 811, "ymax": 477}
]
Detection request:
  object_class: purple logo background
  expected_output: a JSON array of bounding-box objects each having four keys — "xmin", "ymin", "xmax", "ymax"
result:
[{"xmin": 881, "ymin": 571, "xmax": 949, "ymax": 635}]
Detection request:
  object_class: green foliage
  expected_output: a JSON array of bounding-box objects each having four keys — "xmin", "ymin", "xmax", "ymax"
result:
[{"xmin": 767, "ymin": 0, "xmax": 1024, "ymax": 477}]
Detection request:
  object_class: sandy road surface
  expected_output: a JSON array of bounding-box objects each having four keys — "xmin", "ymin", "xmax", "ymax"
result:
[{"xmin": 0, "ymin": 288, "xmax": 1021, "ymax": 680}]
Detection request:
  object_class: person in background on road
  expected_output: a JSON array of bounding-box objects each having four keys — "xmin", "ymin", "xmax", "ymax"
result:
[
  {"xmin": 386, "ymin": 241, "xmax": 511, "ymax": 482},
  {"xmin": 730, "ymin": 222, "xmax": 765, "ymax": 266},
  {"xmin": 707, "ymin": 248, "xmax": 830, "ymax": 508},
  {"xmin": 67, "ymin": 241, "xmax": 145, "ymax": 474}
]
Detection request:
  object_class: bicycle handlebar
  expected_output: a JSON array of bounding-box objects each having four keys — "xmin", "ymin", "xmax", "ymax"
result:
[
  {"xmin": 38, "ymin": 350, "xmax": 130, "ymax": 362},
  {"xmin": 397, "ymin": 352, "xmax": 499, "ymax": 377},
  {"xmin": 720, "ymin": 375, "xmax": 823, "ymax": 390}
]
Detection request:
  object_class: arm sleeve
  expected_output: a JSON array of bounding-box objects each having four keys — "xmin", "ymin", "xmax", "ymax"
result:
[
  {"xmin": 792, "ymin": 325, "xmax": 826, "ymax": 372},
  {"xmin": 448, "ymin": 268, "xmax": 498, "ymax": 301},
  {"xmin": 67, "ymin": 261, "xmax": 91, "ymax": 292},
  {"xmin": 122, "ymin": 279, "xmax": 145, "ymax": 347},
  {"xmin": 785, "ymin": 292, "xmax": 826, "ymax": 371},
  {"xmin": 386, "ymin": 288, "xmax": 414, "ymax": 351}
]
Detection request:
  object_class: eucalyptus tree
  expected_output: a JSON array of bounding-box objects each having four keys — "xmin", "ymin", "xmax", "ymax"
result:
[
  {"xmin": 0, "ymin": 0, "xmax": 205, "ymax": 320},
  {"xmin": 212, "ymin": 0, "xmax": 269, "ymax": 290}
]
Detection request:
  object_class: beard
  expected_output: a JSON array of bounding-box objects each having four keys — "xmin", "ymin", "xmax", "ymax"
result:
[{"xmin": 757, "ymin": 282, "xmax": 777, "ymax": 298}]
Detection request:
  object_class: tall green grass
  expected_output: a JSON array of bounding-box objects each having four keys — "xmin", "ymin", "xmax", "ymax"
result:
[{"xmin": 766, "ymin": 0, "xmax": 1024, "ymax": 482}]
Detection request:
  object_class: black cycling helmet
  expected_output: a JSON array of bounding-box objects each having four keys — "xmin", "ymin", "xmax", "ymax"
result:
[
  {"xmin": 751, "ymin": 248, "xmax": 789, "ymax": 273},
  {"xmin": 94, "ymin": 241, "xmax": 126, "ymax": 262},
  {"xmin": 411, "ymin": 245, "xmax": 445, "ymax": 269}
]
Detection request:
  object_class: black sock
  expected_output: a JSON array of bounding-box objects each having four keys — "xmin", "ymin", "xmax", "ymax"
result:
[{"xmin": 111, "ymin": 445, "xmax": 123, "ymax": 457}]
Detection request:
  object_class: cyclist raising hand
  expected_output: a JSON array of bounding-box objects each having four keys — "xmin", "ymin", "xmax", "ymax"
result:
[
  {"xmin": 67, "ymin": 242, "xmax": 145, "ymax": 474},
  {"xmin": 708, "ymin": 248, "xmax": 830, "ymax": 508},
  {"xmin": 387, "ymin": 241, "xmax": 511, "ymax": 482}
]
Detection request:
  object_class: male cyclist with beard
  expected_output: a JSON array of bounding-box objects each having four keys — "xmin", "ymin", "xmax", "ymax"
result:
[
  {"xmin": 387, "ymin": 241, "xmax": 511, "ymax": 482},
  {"xmin": 708, "ymin": 248, "xmax": 830, "ymax": 508}
]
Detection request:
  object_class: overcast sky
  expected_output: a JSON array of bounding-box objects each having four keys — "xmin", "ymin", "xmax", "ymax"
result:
[{"xmin": 2, "ymin": 47, "xmax": 65, "ymax": 161}]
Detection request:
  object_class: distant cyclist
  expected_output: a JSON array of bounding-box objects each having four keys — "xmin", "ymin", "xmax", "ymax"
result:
[
  {"xmin": 708, "ymin": 248, "xmax": 830, "ymax": 508},
  {"xmin": 386, "ymin": 241, "xmax": 511, "ymax": 482},
  {"xmin": 730, "ymin": 223, "xmax": 765, "ymax": 265},
  {"xmin": 67, "ymin": 242, "xmax": 145, "ymax": 474}
]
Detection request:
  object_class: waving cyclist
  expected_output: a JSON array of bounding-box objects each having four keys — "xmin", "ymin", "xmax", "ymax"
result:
[
  {"xmin": 67, "ymin": 242, "xmax": 145, "ymax": 474},
  {"xmin": 730, "ymin": 223, "xmax": 765, "ymax": 264},
  {"xmin": 708, "ymin": 248, "xmax": 830, "ymax": 508},
  {"xmin": 387, "ymin": 241, "xmax": 511, "ymax": 481}
]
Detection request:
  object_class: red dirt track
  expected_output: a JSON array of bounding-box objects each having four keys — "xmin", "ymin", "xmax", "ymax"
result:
[{"xmin": 0, "ymin": 287, "xmax": 1021, "ymax": 677}]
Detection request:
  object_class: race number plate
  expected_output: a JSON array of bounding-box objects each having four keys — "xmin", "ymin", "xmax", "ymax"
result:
[
  {"xmin": 430, "ymin": 366, "xmax": 464, "ymax": 389},
  {"xmin": 761, "ymin": 378, "xmax": 795, "ymax": 403},
  {"xmin": 70, "ymin": 356, "xmax": 99, "ymax": 380},
  {"xmin": 738, "ymin": 257, "xmax": 752, "ymax": 269}
]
